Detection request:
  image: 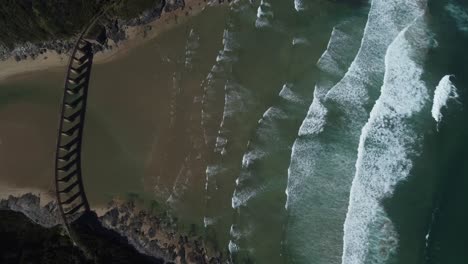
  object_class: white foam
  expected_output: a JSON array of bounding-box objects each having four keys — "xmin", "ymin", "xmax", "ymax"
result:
[
  {"xmin": 279, "ymin": 83, "xmax": 303, "ymax": 103},
  {"xmin": 259, "ymin": 106, "xmax": 287, "ymax": 124},
  {"xmin": 242, "ymin": 148, "xmax": 266, "ymax": 168},
  {"xmin": 297, "ymin": 18, "xmax": 368, "ymax": 137},
  {"xmin": 228, "ymin": 240, "xmax": 239, "ymax": 253},
  {"xmin": 230, "ymin": 225, "xmax": 241, "ymax": 239},
  {"xmin": 285, "ymin": 18, "xmax": 364, "ymax": 210},
  {"xmin": 424, "ymin": 206, "xmax": 438, "ymax": 250},
  {"xmin": 184, "ymin": 28, "xmax": 200, "ymax": 69},
  {"xmin": 204, "ymin": 216, "xmax": 217, "ymax": 227},
  {"xmin": 166, "ymin": 162, "xmax": 191, "ymax": 204},
  {"xmin": 232, "ymin": 185, "xmax": 265, "ymax": 208},
  {"xmin": 294, "ymin": 0, "xmax": 305, "ymax": 12},
  {"xmin": 446, "ymin": 1, "xmax": 468, "ymax": 33},
  {"xmin": 285, "ymin": 138, "xmax": 322, "ymax": 209},
  {"xmin": 230, "ymin": 224, "xmax": 252, "ymax": 239},
  {"xmin": 317, "ymin": 27, "xmax": 350, "ymax": 77},
  {"xmin": 325, "ymin": 0, "xmax": 425, "ymax": 109},
  {"xmin": 205, "ymin": 165, "xmax": 224, "ymax": 191},
  {"xmin": 298, "ymin": 86, "xmax": 328, "ymax": 136},
  {"xmin": 201, "ymin": 28, "xmax": 239, "ymax": 147},
  {"xmin": 292, "ymin": 37, "xmax": 309, "ymax": 46},
  {"xmin": 223, "ymin": 30, "xmax": 241, "ymax": 52},
  {"xmin": 431, "ymin": 75, "xmax": 458, "ymax": 124},
  {"xmin": 342, "ymin": 10, "xmax": 429, "ymax": 264},
  {"xmin": 229, "ymin": 225, "xmax": 242, "ymax": 239},
  {"xmin": 214, "ymin": 136, "xmax": 227, "ymax": 155},
  {"xmin": 223, "ymin": 81, "xmax": 251, "ymax": 118},
  {"xmin": 216, "ymin": 51, "xmax": 236, "ymax": 63},
  {"xmin": 256, "ymin": 0, "xmax": 274, "ymax": 28},
  {"xmin": 284, "ymin": 0, "xmax": 427, "ymax": 262}
]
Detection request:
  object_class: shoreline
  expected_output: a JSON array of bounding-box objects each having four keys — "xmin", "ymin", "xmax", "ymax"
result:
[
  {"xmin": 0, "ymin": 1, "xmax": 231, "ymax": 262},
  {"xmin": 0, "ymin": 0, "xmax": 228, "ymax": 82},
  {"xmin": 0, "ymin": 192, "xmax": 225, "ymax": 263}
]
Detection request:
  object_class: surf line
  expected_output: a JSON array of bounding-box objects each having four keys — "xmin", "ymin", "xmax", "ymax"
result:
[{"xmin": 341, "ymin": 8, "xmax": 430, "ymax": 264}]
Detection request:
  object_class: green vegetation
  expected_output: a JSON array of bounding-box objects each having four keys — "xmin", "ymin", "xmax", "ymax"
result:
[{"xmin": 0, "ymin": 0, "xmax": 164, "ymax": 48}]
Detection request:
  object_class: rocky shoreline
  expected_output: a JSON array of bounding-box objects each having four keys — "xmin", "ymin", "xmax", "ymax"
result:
[
  {"xmin": 0, "ymin": 193, "xmax": 225, "ymax": 263},
  {"xmin": 0, "ymin": 0, "xmax": 228, "ymax": 64},
  {"xmin": 99, "ymin": 199, "xmax": 225, "ymax": 263},
  {"xmin": 0, "ymin": 0, "xmax": 166, "ymax": 62}
]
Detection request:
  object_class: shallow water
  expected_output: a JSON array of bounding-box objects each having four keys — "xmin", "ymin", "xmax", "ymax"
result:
[{"xmin": 0, "ymin": 0, "xmax": 467, "ymax": 263}]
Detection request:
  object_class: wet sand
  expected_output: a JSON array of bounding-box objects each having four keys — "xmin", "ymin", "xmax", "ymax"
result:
[{"xmin": 0, "ymin": 80, "xmax": 61, "ymax": 194}]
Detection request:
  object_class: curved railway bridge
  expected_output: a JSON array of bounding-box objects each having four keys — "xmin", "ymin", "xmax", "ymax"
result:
[{"xmin": 54, "ymin": 9, "xmax": 108, "ymax": 233}]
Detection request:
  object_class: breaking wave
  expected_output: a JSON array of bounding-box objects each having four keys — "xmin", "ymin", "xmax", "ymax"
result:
[
  {"xmin": 256, "ymin": 0, "xmax": 274, "ymax": 28},
  {"xmin": 286, "ymin": 0, "xmax": 429, "ymax": 263},
  {"xmin": 431, "ymin": 75, "xmax": 458, "ymax": 125},
  {"xmin": 342, "ymin": 8, "xmax": 430, "ymax": 264}
]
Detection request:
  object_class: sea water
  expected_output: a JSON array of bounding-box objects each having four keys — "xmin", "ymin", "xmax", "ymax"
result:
[{"xmin": 0, "ymin": 0, "xmax": 467, "ymax": 263}]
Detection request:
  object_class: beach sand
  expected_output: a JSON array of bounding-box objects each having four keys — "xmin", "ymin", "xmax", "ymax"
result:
[{"xmin": 0, "ymin": 0, "xmax": 226, "ymax": 82}]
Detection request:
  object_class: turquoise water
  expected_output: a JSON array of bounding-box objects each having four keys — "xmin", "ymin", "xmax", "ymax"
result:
[{"xmin": 0, "ymin": 0, "xmax": 468, "ymax": 263}]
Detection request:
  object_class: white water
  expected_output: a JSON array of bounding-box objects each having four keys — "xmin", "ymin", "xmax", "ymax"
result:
[
  {"xmin": 424, "ymin": 205, "xmax": 439, "ymax": 252},
  {"xmin": 431, "ymin": 75, "xmax": 458, "ymax": 124},
  {"xmin": 297, "ymin": 18, "xmax": 368, "ymax": 138},
  {"xmin": 342, "ymin": 9, "xmax": 430, "ymax": 264},
  {"xmin": 164, "ymin": 28, "xmax": 204, "ymax": 204},
  {"xmin": 279, "ymin": 83, "xmax": 304, "ymax": 104},
  {"xmin": 298, "ymin": 87, "xmax": 328, "ymax": 136},
  {"xmin": 202, "ymin": 6, "xmax": 245, "ymax": 233},
  {"xmin": 256, "ymin": 0, "xmax": 274, "ymax": 28},
  {"xmin": 232, "ymin": 183, "xmax": 266, "ymax": 208},
  {"xmin": 292, "ymin": 37, "xmax": 309, "ymax": 46},
  {"xmin": 284, "ymin": 13, "xmax": 368, "ymax": 263},
  {"xmin": 294, "ymin": 0, "xmax": 305, "ymax": 12},
  {"xmin": 184, "ymin": 28, "xmax": 200, "ymax": 70},
  {"xmin": 204, "ymin": 216, "xmax": 217, "ymax": 227},
  {"xmin": 325, "ymin": 0, "xmax": 425, "ymax": 110},
  {"xmin": 285, "ymin": 0, "xmax": 427, "ymax": 262},
  {"xmin": 317, "ymin": 27, "xmax": 355, "ymax": 79},
  {"xmin": 214, "ymin": 80, "xmax": 253, "ymax": 156},
  {"xmin": 229, "ymin": 90, "xmax": 295, "ymax": 261},
  {"xmin": 201, "ymin": 29, "xmax": 239, "ymax": 147}
]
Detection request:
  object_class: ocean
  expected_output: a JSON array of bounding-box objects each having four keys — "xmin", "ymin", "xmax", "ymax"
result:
[{"xmin": 0, "ymin": 0, "xmax": 467, "ymax": 263}]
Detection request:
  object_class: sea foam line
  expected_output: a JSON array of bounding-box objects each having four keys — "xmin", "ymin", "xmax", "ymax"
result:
[
  {"xmin": 296, "ymin": 20, "xmax": 364, "ymax": 138},
  {"xmin": 286, "ymin": 8, "xmax": 372, "ymax": 211},
  {"xmin": 342, "ymin": 9, "xmax": 429, "ymax": 264},
  {"xmin": 283, "ymin": 10, "xmax": 369, "ymax": 262},
  {"xmin": 184, "ymin": 28, "xmax": 200, "ymax": 69}
]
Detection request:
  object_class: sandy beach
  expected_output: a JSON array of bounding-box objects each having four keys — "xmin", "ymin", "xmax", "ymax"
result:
[{"xmin": 0, "ymin": 0, "xmax": 227, "ymax": 82}]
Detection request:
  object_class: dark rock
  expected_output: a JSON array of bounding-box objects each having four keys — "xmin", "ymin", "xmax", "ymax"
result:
[
  {"xmin": 0, "ymin": 210, "xmax": 90, "ymax": 264},
  {"xmin": 148, "ymin": 227, "xmax": 156, "ymax": 237},
  {"xmin": 71, "ymin": 211, "xmax": 165, "ymax": 264},
  {"xmin": 165, "ymin": 0, "xmax": 185, "ymax": 12},
  {"xmin": 106, "ymin": 207, "xmax": 119, "ymax": 226}
]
